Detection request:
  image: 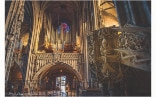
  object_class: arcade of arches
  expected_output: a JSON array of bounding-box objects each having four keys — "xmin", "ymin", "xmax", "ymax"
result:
[{"xmin": 5, "ymin": 0, "xmax": 151, "ymax": 96}]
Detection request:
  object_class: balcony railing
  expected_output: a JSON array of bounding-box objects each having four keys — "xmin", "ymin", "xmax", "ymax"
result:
[{"xmin": 33, "ymin": 53, "xmax": 83, "ymax": 73}]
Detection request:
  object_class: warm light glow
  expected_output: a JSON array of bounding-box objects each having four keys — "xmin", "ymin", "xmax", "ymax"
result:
[
  {"xmin": 99, "ymin": 0, "xmax": 119, "ymax": 27},
  {"xmin": 118, "ymin": 31, "xmax": 122, "ymax": 35},
  {"xmin": 21, "ymin": 33, "xmax": 29, "ymax": 46},
  {"xmin": 16, "ymin": 72, "xmax": 22, "ymax": 79},
  {"xmin": 76, "ymin": 35, "xmax": 81, "ymax": 47},
  {"xmin": 101, "ymin": 16, "xmax": 119, "ymax": 27}
]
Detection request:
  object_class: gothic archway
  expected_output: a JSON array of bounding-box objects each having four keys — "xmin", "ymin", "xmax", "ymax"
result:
[
  {"xmin": 33, "ymin": 62, "xmax": 82, "ymax": 81},
  {"xmin": 6, "ymin": 63, "xmax": 23, "ymax": 93},
  {"xmin": 30, "ymin": 62, "xmax": 82, "ymax": 91}
]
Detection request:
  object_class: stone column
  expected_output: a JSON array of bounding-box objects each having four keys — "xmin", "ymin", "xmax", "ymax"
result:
[
  {"xmin": 25, "ymin": 1, "xmax": 45, "ymax": 91},
  {"xmin": 5, "ymin": 1, "xmax": 25, "ymax": 82},
  {"xmin": 114, "ymin": 1, "xmax": 151, "ymax": 27},
  {"xmin": 93, "ymin": 1, "xmax": 99, "ymax": 30},
  {"xmin": 142, "ymin": 1, "xmax": 151, "ymax": 25}
]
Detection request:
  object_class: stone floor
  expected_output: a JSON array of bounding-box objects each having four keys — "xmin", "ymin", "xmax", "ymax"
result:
[{"xmin": 6, "ymin": 90, "xmax": 77, "ymax": 96}]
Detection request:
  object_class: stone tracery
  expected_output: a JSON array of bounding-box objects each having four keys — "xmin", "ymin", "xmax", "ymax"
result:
[{"xmin": 5, "ymin": 0, "xmax": 151, "ymax": 96}]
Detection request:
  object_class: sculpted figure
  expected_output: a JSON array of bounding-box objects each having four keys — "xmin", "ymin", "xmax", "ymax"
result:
[{"xmin": 100, "ymin": 38, "xmax": 107, "ymax": 56}]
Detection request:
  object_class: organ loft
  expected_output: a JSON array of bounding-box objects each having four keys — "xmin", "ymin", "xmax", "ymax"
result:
[{"xmin": 5, "ymin": 0, "xmax": 151, "ymax": 96}]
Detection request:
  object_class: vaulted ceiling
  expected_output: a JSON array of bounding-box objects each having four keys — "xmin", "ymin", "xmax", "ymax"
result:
[{"xmin": 44, "ymin": 1, "xmax": 80, "ymax": 27}]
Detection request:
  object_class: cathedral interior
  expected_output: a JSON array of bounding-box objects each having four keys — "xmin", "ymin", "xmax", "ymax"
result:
[{"xmin": 5, "ymin": 0, "xmax": 151, "ymax": 96}]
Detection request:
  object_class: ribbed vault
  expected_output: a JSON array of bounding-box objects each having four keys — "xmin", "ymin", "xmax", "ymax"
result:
[{"xmin": 43, "ymin": 1, "xmax": 80, "ymax": 27}]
